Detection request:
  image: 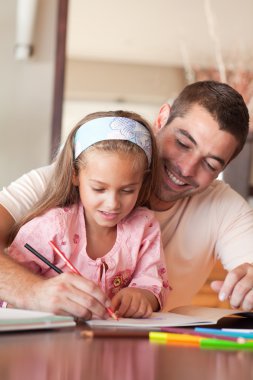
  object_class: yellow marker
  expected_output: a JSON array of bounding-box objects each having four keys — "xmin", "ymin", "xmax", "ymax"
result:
[{"xmin": 149, "ymin": 332, "xmax": 202, "ymax": 344}]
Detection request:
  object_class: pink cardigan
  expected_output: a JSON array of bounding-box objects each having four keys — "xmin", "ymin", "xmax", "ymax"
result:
[{"xmin": 8, "ymin": 203, "xmax": 169, "ymax": 307}]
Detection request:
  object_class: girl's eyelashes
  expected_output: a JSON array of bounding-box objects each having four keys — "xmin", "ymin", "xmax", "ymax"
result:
[
  {"xmin": 121, "ymin": 189, "xmax": 135, "ymax": 194},
  {"xmin": 91, "ymin": 187, "xmax": 136, "ymax": 194}
]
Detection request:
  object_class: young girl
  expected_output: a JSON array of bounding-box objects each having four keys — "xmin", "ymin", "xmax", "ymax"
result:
[{"xmin": 8, "ymin": 110, "xmax": 169, "ymax": 318}]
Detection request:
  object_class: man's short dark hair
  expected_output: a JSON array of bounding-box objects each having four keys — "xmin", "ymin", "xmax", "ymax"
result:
[{"xmin": 167, "ymin": 80, "xmax": 249, "ymax": 159}]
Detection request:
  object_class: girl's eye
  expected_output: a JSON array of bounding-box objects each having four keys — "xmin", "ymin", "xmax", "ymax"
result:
[
  {"xmin": 92, "ymin": 188, "xmax": 104, "ymax": 192},
  {"xmin": 121, "ymin": 189, "xmax": 135, "ymax": 194}
]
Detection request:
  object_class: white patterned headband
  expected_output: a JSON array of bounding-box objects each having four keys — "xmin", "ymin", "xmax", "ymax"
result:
[{"xmin": 74, "ymin": 116, "xmax": 152, "ymax": 166}]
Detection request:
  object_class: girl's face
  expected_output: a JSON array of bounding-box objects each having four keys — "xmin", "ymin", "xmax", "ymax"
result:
[{"xmin": 73, "ymin": 150, "xmax": 145, "ymax": 230}]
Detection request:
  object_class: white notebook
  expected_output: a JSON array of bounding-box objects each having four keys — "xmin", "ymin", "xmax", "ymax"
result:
[
  {"xmin": 86, "ymin": 305, "xmax": 251, "ymax": 330},
  {"xmin": 0, "ymin": 308, "xmax": 76, "ymax": 332}
]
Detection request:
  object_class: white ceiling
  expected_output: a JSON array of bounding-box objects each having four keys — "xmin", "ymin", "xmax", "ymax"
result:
[{"xmin": 66, "ymin": 0, "xmax": 253, "ymax": 70}]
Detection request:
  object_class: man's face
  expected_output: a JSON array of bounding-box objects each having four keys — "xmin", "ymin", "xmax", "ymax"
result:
[{"xmin": 152, "ymin": 104, "xmax": 238, "ymax": 209}]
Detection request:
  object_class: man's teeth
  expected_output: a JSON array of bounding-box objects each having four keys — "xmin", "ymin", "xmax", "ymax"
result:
[{"xmin": 167, "ymin": 170, "xmax": 186, "ymax": 186}]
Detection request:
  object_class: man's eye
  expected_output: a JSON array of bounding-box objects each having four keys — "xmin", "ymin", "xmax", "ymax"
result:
[
  {"xmin": 176, "ymin": 139, "xmax": 189, "ymax": 149},
  {"xmin": 204, "ymin": 161, "xmax": 218, "ymax": 172}
]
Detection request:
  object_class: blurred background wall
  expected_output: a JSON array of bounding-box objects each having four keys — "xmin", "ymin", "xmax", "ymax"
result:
[
  {"xmin": 0, "ymin": 1, "xmax": 57, "ymax": 188},
  {"xmin": 1, "ymin": 0, "xmax": 253, "ymax": 200}
]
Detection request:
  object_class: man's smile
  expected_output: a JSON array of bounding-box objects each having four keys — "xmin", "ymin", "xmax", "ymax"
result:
[{"xmin": 165, "ymin": 167, "xmax": 187, "ymax": 186}]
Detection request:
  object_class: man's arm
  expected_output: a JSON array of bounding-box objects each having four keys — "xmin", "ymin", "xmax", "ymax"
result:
[
  {"xmin": 0, "ymin": 165, "xmax": 53, "ymax": 244},
  {"xmin": 0, "ymin": 250, "xmax": 110, "ymax": 319},
  {"xmin": 0, "ymin": 165, "xmax": 54, "ymax": 228}
]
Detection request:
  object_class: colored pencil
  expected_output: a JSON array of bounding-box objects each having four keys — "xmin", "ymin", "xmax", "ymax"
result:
[
  {"xmin": 48, "ymin": 240, "xmax": 119, "ymax": 321},
  {"xmin": 49, "ymin": 241, "xmax": 81, "ymax": 275},
  {"xmin": 81, "ymin": 329, "xmax": 149, "ymax": 339},
  {"xmin": 161, "ymin": 327, "xmax": 243, "ymax": 342},
  {"xmin": 24, "ymin": 243, "xmax": 63, "ymax": 274},
  {"xmin": 195, "ymin": 327, "xmax": 253, "ymax": 339}
]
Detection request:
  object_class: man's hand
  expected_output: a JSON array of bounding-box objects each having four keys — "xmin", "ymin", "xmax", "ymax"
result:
[
  {"xmin": 24, "ymin": 273, "xmax": 112, "ymax": 320},
  {"xmin": 0, "ymin": 251, "xmax": 111, "ymax": 319},
  {"xmin": 211, "ymin": 263, "xmax": 253, "ymax": 311},
  {"xmin": 111, "ymin": 288, "xmax": 159, "ymax": 318}
]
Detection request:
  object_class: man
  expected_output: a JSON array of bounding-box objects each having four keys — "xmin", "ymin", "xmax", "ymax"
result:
[{"xmin": 1, "ymin": 80, "xmax": 253, "ymax": 317}]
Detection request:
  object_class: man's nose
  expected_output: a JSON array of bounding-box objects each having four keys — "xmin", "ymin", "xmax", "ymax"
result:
[{"xmin": 179, "ymin": 155, "xmax": 199, "ymax": 177}]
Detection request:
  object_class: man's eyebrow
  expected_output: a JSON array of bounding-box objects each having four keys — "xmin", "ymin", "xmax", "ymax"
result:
[
  {"xmin": 177, "ymin": 128, "xmax": 197, "ymax": 145},
  {"xmin": 177, "ymin": 128, "xmax": 225, "ymax": 166}
]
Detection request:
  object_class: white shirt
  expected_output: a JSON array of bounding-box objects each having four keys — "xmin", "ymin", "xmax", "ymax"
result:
[{"xmin": 1, "ymin": 165, "xmax": 253, "ymax": 310}]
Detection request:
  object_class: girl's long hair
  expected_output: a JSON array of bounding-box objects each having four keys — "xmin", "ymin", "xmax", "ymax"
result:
[{"xmin": 9, "ymin": 110, "xmax": 159, "ymax": 244}]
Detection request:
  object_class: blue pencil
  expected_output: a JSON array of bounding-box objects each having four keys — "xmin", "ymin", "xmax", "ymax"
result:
[
  {"xmin": 161, "ymin": 327, "xmax": 242, "ymax": 342},
  {"xmin": 195, "ymin": 327, "xmax": 253, "ymax": 339}
]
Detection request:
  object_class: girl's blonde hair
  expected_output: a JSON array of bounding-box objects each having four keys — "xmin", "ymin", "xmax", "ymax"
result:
[{"xmin": 9, "ymin": 110, "xmax": 158, "ymax": 243}]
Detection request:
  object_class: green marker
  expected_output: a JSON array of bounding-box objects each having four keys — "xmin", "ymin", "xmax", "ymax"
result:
[{"xmin": 200, "ymin": 338, "xmax": 253, "ymax": 351}]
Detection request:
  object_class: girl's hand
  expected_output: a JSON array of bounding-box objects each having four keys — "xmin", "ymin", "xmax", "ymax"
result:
[{"xmin": 111, "ymin": 287, "xmax": 159, "ymax": 318}]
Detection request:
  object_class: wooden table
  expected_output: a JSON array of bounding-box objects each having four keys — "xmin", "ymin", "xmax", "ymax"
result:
[{"xmin": 1, "ymin": 320, "xmax": 253, "ymax": 380}]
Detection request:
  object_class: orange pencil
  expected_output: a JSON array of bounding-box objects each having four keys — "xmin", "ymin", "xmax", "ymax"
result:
[
  {"xmin": 81, "ymin": 329, "xmax": 149, "ymax": 339},
  {"xmin": 49, "ymin": 241, "xmax": 81, "ymax": 275},
  {"xmin": 49, "ymin": 241, "xmax": 118, "ymax": 321}
]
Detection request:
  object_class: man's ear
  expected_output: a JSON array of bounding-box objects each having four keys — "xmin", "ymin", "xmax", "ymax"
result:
[{"xmin": 153, "ymin": 103, "xmax": 171, "ymax": 133}]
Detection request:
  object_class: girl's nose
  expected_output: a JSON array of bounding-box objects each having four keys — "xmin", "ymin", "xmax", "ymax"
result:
[{"xmin": 106, "ymin": 193, "xmax": 120, "ymax": 209}]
